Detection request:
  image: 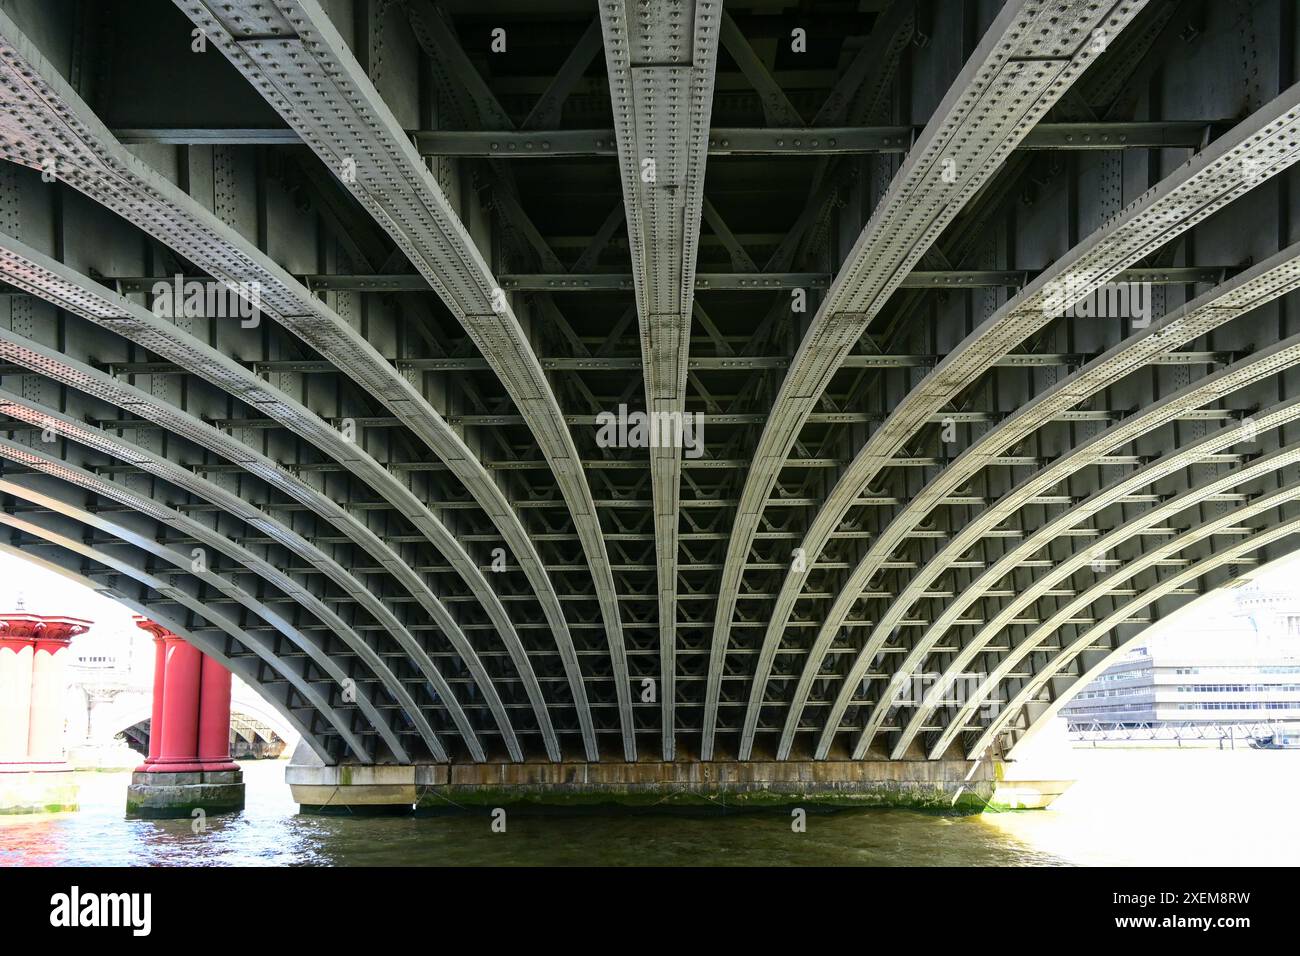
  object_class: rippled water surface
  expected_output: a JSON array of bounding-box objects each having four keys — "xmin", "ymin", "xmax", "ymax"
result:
[{"xmin": 3, "ymin": 750, "xmax": 1298, "ymax": 866}]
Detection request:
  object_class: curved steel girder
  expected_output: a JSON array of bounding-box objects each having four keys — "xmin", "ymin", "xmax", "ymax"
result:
[
  {"xmin": 0, "ymin": 237, "xmax": 532, "ymax": 760},
  {"xmin": 0, "ymin": 539, "xmax": 335, "ymax": 764},
  {"xmin": 821, "ymin": 244, "xmax": 1300, "ymax": 757},
  {"xmin": 703, "ymin": 0, "xmax": 1153, "ymax": 757},
  {"xmin": 806, "ymin": 333, "xmax": 1300, "ymax": 758},
  {"xmin": 933, "ymin": 484, "xmax": 1300, "ymax": 757},
  {"xmin": 0, "ymin": 505, "xmax": 367, "ymax": 763},
  {"xmin": 0, "ymin": 443, "xmax": 432, "ymax": 760},
  {"xmin": 887, "ymin": 395, "xmax": 1300, "ymax": 758},
  {"xmin": 876, "ymin": 443, "xmax": 1300, "ymax": 757},
  {"xmin": 0, "ymin": 393, "xmax": 459, "ymax": 761},
  {"xmin": 175, "ymin": 0, "xmax": 635, "ymax": 758},
  {"xmin": 759, "ymin": 241, "xmax": 1300, "ymax": 757},
  {"xmin": 0, "ymin": 11, "xmax": 597, "ymax": 762},
  {"xmin": 957, "ymin": 507, "xmax": 1300, "ymax": 759},
  {"xmin": 0, "ymin": 329, "xmax": 560, "ymax": 760},
  {"xmin": 995, "ymin": 551, "xmax": 1300, "ymax": 756},
  {"xmin": 599, "ymin": 0, "xmax": 721, "ymax": 758},
  {"xmin": 767, "ymin": 86, "xmax": 1300, "ymax": 760}
]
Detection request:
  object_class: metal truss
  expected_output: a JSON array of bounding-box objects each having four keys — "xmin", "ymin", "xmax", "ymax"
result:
[
  {"xmin": 812, "ymin": 335, "xmax": 1300, "ymax": 759},
  {"xmin": 0, "ymin": 387, "xmax": 497, "ymax": 762},
  {"xmin": 0, "ymin": 236, "xmax": 535, "ymax": 760},
  {"xmin": 1068, "ymin": 720, "xmax": 1294, "ymax": 742},
  {"xmin": 893, "ymin": 445, "xmax": 1300, "ymax": 757},
  {"xmin": 767, "ymin": 82, "xmax": 1300, "ymax": 761},
  {"xmin": 958, "ymin": 507, "xmax": 1300, "ymax": 759},
  {"xmin": 176, "ymin": 0, "xmax": 636, "ymax": 758},
  {"xmin": 0, "ymin": 0, "xmax": 1296, "ymax": 766},
  {"xmin": 0, "ymin": 499, "xmax": 356, "ymax": 763},
  {"xmin": 703, "ymin": 0, "xmax": 1152, "ymax": 758},
  {"xmin": 599, "ymin": 0, "xmax": 720, "ymax": 758},
  {"xmin": 0, "ymin": 7, "xmax": 597, "ymax": 759},
  {"xmin": 801, "ymin": 239, "xmax": 1300, "ymax": 760},
  {"xmin": 887, "ymin": 394, "xmax": 1300, "ymax": 759}
]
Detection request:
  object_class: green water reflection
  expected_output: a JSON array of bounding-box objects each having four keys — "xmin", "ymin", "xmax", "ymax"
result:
[{"xmin": 3, "ymin": 750, "xmax": 1298, "ymax": 866}]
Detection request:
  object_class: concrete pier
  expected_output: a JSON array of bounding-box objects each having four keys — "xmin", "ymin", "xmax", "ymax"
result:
[
  {"xmin": 125, "ymin": 769, "xmax": 245, "ymax": 819},
  {"xmin": 286, "ymin": 743, "xmax": 1026, "ymax": 814}
]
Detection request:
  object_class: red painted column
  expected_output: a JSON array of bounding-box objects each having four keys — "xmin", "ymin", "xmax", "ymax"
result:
[
  {"xmin": 0, "ymin": 614, "xmax": 89, "ymax": 769},
  {"xmin": 156, "ymin": 636, "xmax": 204, "ymax": 772},
  {"xmin": 133, "ymin": 618, "xmax": 170, "ymax": 769},
  {"xmin": 133, "ymin": 618, "xmax": 235, "ymax": 774},
  {"xmin": 198, "ymin": 654, "xmax": 238, "ymax": 772},
  {"xmin": 27, "ymin": 638, "xmax": 72, "ymax": 763}
]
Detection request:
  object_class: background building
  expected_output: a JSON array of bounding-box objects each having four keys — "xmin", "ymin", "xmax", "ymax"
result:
[{"xmin": 1062, "ymin": 583, "xmax": 1300, "ymax": 731}]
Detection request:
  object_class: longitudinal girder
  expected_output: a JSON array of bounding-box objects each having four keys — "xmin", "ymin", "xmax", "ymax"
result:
[
  {"xmin": 599, "ymin": 0, "xmax": 720, "ymax": 758},
  {"xmin": 0, "ymin": 0, "xmax": 1298, "ymax": 767}
]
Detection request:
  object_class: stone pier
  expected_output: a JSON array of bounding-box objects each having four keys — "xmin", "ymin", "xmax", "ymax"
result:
[{"xmin": 286, "ymin": 741, "xmax": 1020, "ymax": 814}]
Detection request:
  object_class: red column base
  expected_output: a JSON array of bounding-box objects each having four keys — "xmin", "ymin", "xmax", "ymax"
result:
[{"xmin": 136, "ymin": 757, "xmax": 240, "ymax": 774}]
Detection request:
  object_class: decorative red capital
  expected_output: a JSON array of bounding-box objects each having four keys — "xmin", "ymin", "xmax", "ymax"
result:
[
  {"xmin": 133, "ymin": 615, "xmax": 177, "ymax": 643},
  {"xmin": 0, "ymin": 613, "xmax": 91, "ymax": 646}
]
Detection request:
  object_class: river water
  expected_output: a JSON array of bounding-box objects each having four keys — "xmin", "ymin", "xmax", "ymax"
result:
[{"xmin": 3, "ymin": 750, "xmax": 1298, "ymax": 866}]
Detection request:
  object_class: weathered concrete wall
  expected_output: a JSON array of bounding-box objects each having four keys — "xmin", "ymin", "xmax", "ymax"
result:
[{"xmin": 286, "ymin": 743, "xmax": 1008, "ymax": 814}]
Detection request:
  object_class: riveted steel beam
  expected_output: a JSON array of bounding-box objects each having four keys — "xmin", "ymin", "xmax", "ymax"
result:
[
  {"xmin": 887, "ymin": 396, "xmax": 1300, "ymax": 759},
  {"xmin": 0, "ymin": 389, "xmax": 546, "ymax": 762},
  {"xmin": 75, "ymin": 265, "xmax": 1220, "ymax": 295},
  {"xmin": 0, "ymin": 339, "xmax": 562, "ymax": 761},
  {"xmin": 805, "ymin": 331, "xmax": 1300, "ymax": 760},
  {"xmin": 876, "ymin": 446, "xmax": 1300, "ymax": 758},
  {"xmin": 177, "ymin": 0, "xmax": 635, "ymax": 759},
  {"xmin": 0, "ymin": 239, "xmax": 535, "ymax": 759},
  {"xmin": 702, "ymin": 0, "xmax": 1155, "ymax": 760},
  {"xmin": 766, "ymin": 240, "xmax": 1300, "ymax": 761},
  {"xmin": 762, "ymin": 82, "xmax": 1300, "ymax": 762},
  {"xmin": 0, "ymin": 7, "xmax": 599, "ymax": 761},
  {"xmin": 0, "ymin": 457, "xmax": 426, "ymax": 760},
  {"xmin": 954, "ymin": 503, "xmax": 1300, "ymax": 760},
  {"xmin": 111, "ymin": 121, "xmax": 1219, "ymax": 155}
]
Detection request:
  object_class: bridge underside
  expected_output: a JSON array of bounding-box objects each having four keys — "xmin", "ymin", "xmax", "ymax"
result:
[{"xmin": 1, "ymin": 0, "xmax": 1298, "ymax": 797}]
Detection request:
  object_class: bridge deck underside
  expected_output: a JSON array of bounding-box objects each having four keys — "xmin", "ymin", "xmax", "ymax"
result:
[{"xmin": 0, "ymin": 0, "xmax": 1297, "ymax": 767}]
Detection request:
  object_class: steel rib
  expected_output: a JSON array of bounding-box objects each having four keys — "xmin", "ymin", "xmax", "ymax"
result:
[
  {"xmin": 887, "ymin": 395, "xmax": 1300, "ymax": 758},
  {"xmin": 176, "ymin": 0, "xmax": 635, "ymax": 757},
  {"xmin": 0, "ymin": 8, "xmax": 596, "ymax": 760},
  {"xmin": 956, "ymin": 502, "xmax": 1300, "ymax": 759},
  {"xmin": 599, "ymin": 0, "xmax": 721, "ymax": 758},
  {"xmin": 817, "ymin": 242, "xmax": 1300, "ymax": 758},
  {"xmin": 0, "ymin": 503, "xmax": 369, "ymax": 762},
  {"xmin": 771, "ymin": 82, "xmax": 1300, "ymax": 760},
  {"xmin": 0, "ymin": 239, "xmax": 522, "ymax": 761},
  {"xmin": 0, "ymin": 391, "xmax": 462, "ymax": 762},
  {"xmin": 702, "ymin": 0, "xmax": 1152, "ymax": 758},
  {"xmin": 808, "ymin": 332, "xmax": 1300, "ymax": 758}
]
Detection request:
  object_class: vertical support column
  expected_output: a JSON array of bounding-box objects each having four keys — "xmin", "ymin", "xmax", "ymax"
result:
[
  {"xmin": 156, "ymin": 636, "xmax": 204, "ymax": 772},
  {"xmin": 126, "ymin": 617, "xmax": 244, "ymax": 818},
  {"xmin": 0, "ymin": 613, "xmax": 88, "ymax": 814},
  {"xmin": 198, "ymin": 654, "xmax": 239, "ymax": 772},
  {"xmin": 146, "ymin": 630, "xmax": 167, "ymax": 765},
  {"xmin": 27, "ymin": 638, "xmax": 71, "ymax": 763}
]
